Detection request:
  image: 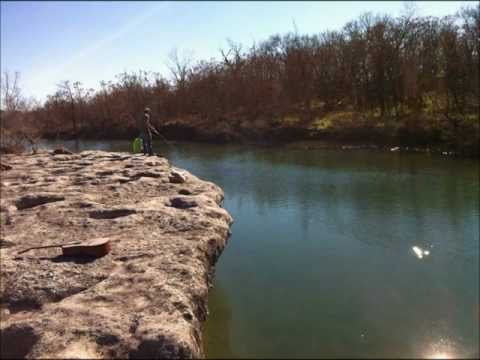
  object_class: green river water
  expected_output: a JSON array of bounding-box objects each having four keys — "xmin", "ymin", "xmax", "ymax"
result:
[{"xmin": 42, "ymin": 140, "xmax": 479, "ymax": 358}]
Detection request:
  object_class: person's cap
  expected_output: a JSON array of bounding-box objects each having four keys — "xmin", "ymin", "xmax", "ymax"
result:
[{"xmin": 144, "ymin": 107, "xmax": 151, "ymax": 113}]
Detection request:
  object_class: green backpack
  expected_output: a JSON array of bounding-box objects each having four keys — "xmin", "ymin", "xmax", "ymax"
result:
[{"xmin": 132, "ymin": 137, "xmax": 143, "ymax": 153}]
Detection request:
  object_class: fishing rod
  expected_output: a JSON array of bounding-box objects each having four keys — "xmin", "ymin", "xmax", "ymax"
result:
[{"xmin": 153, "ymin": 129, "xmax": 174, "ymax": 148}]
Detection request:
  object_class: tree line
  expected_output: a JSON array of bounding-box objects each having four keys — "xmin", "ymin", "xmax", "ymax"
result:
[{"xmin": 1, "ymin": 5, "xmax": 479, "ymax": 154}]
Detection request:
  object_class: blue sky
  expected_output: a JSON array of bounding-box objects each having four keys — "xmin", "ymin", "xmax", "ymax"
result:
[{"xmin": 1, "ymin": 1, "xmax": 476, "ymax": 102}]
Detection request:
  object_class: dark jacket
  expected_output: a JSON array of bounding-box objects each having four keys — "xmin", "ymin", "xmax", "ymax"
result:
[{"xmin": 138, "ymin": 113, "xmax": 157, "ymax": 139}]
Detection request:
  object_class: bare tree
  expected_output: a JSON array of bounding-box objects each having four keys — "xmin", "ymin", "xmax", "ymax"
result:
[
  {"xmin": 0, "ymin": 71, "xmax": 41, "ymax": 153},
  {"xmin": 56, "ymin": 80, "xmax": 78, "ymax": 140},
  {"xmin": 1, "ymin": 71, "xmax": 23, "ymax": 112},
  {"xmin": 166, "ymin": 48, "xmax": 193, "ymax": 89}
]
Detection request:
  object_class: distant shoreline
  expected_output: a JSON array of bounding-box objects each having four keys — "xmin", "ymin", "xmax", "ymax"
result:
[{"xmin": 36, "ymin": 135, "xmax": 475, "ymax": 159}]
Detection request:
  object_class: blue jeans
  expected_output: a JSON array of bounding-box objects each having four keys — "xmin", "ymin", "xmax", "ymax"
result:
[{"xmin": 141, "ymin": 134, "xmax": 153, "ymax": 155}]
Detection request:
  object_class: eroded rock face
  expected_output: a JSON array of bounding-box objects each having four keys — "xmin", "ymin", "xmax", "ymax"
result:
[{"xmin": 0, "ymin": 150, "xmax": 233, "ymax": 359}]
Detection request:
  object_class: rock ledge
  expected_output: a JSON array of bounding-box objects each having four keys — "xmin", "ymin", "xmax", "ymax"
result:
[{"xmin": 0, "ymin": 150, "xmax": 233, "ymax": 359}]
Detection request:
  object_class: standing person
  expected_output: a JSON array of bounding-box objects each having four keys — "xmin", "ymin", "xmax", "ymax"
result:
[{"xmin": 138, "ymin": 107, "xmax": 159, "ymax": 156}]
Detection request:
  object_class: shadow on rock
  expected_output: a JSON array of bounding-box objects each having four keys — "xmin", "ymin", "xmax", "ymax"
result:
[
  {"xmin": 0, "ymin": 324, "xmax": 40, "ymax": 359},
  {"xmin": 36, "ymin": 254, "xmax": 100, "ymax": 264},
  {"xmin": 129, "ymin": 337, "xmax": 193, "ymax": 359}
]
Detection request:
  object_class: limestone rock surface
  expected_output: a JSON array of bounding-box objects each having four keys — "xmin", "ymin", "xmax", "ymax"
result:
[{"xmin": 0, "ymin": 150, "xmax": 233, "ymax": 359}]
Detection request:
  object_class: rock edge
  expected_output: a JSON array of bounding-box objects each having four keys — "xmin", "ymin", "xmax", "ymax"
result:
[{"xmin": 0, "ymin": 150, "xmax": 233, "ymax": 359}]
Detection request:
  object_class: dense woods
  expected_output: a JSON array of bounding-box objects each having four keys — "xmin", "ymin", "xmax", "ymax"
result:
[{"xmin": 1, "ymin": 5, "xmax": 479, "ymax": 155}]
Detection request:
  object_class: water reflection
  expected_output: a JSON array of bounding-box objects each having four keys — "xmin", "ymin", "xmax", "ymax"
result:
[
  {"xmin": 426, "ymin": 352, "xmax": 453, "ymax": 359},
  {"xmin": 413, "ymin": 245, "xmax": 431, "ymax": 259},
  {"xmin": 203, "ymin": 284, "xmax": 233, "ymax": 359},
  {"xmin": 424, "ymin": 337, "xmax": 457, "ymax": 359}
]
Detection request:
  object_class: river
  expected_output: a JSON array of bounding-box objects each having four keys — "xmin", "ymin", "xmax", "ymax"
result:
[{"xmin": 40, "ymin": 140, "xmax": 479, "ymax": 358}]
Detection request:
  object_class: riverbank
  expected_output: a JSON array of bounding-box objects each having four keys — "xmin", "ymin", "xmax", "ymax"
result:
[
  {"xmin": 34, "ymin": 136, "xmax": 475, "ymax": 160},
  {"xmin": 0, "ymin": 150, "xmax": 233, "ymax": 358},
  {"xmin": 157, "ymin": 110, "xmax": 478, "ymax": 157},
  {"xmin": 32, "ymin": 109, "xmax": 478, "ymax": 158}
]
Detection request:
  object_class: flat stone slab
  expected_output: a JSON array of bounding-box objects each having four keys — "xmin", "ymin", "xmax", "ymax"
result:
[{"xmin": 0, "ymin": 150, "xmax": 233, "ymax": 359}]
